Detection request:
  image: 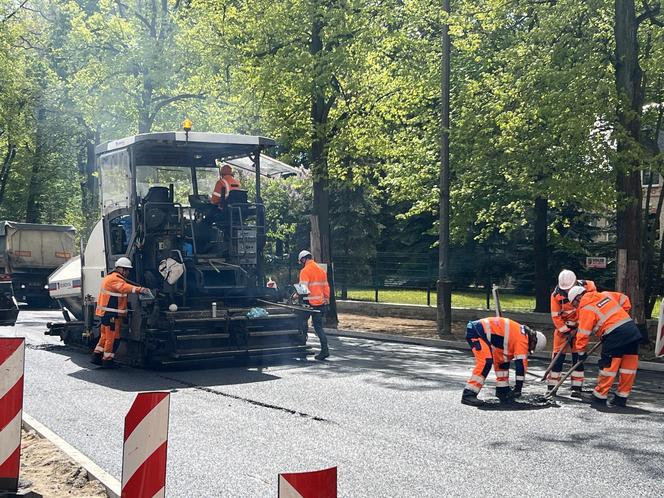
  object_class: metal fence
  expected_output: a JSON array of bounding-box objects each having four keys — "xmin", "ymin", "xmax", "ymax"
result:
[{"xmin": 333, "ymin": 252, "xmax": 440, "ymax": 305}]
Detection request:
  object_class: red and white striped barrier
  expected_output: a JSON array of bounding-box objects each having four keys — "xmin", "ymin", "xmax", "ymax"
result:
[
  {"xmin": 0, "ymin": 338, "xmax": 25, "ymax": 492},
  {"xmin": 278, "ymin": 466, "xmax": 337, "ymax": 498},
  {"xmin": 121, "ymin": 392, "xmax": 170, "ymax": 498}
]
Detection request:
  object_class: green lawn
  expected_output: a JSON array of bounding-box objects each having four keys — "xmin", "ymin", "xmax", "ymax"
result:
[
  {"xmin": 339, "ymin": 288, "xmax": 535, "ymax": 311},
  {"xmin": 339, "ymin": 288, "xmax": 663, "ymax": 317}
]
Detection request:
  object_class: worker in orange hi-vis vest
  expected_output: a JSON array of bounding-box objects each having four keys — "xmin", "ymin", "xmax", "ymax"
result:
[
  {"xmin": 461, "ymin": 317, "xmax": 547, "ymax": 407},
  {"xmin": 92, "ymin": 257, "xmax": 150, "ymax": 368},
  {"xmin": 548, "ymin": 270, "xmax": 597, "ymax": 393},
  {"xmin": 567, "ymin": 286, "xmax": 641, "ymax": 408},
  {"xmin": 298, "ymin": 250, "xmax": 330, "ymax": 360},
  {"xmin": 211, "ymin": 163, "xmax": 241, "ymax": 207}
]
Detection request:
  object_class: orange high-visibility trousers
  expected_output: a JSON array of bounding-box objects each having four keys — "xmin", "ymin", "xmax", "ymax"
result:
[
  {"xmin": 547, "ymin": 331, "xmax": 584, "ymax": 388},
  {"xmin": 593, "ymin": 354, "xmax": 639, "ymax": 400},
  {"xmin": 465, "ymin": 337, "xmax": 493, "ymax": 393},
  {"xmin": 94, "ymin": 319, "xmax": 121, "ymax": 361}
]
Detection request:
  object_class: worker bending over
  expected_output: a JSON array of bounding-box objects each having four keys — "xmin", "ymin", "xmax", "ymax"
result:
[
  {"xmin": 567, "ymin": 286, "xmax": 640, "ymax": 407},
  {"xmin": 548, "ymin": 270, "xmax": 596, "ymax": 393},
  {"xmin": 211, "ymin": 163, "xmax": 241, "ymax": 207},
  {"xmin": 298, "ymin": 250, "xmax": 330, "ymax": 360},
  {"xmin": 92, "ymin": 257, "xmax": 150, "ymax": 368},
  {"xmin": 462, "ymin": 316, "xmax": 546, "ymax": 406}
]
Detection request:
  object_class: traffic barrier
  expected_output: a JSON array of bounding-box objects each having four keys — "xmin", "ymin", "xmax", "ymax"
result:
[
  {"xmin": 0, "ymin": 338, "xmax": 25, "ymax": 492},
  {"xmin": 278, "ymin": 466, "xmax": 337, "ymax": 498},
  {"xmin": 121, "ymin": 392, "xmax": 170, "ymax": 498}
]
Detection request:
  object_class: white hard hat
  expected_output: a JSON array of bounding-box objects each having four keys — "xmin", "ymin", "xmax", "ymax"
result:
[
  {"xmin": 558, "ymin": 269, "xmax": 577, "ymax": 290},
  {"xmin": 298, "ymin": 250, "xmax": 312, "ymax": 262},
  {"xmin": 115, "ymin": 257, "xmax": 133, "ymax": 269},
  {"xmin": 534, "ymin": 331, "xmax": 547, "ymax": 351},
  {"xmin": 567, "ymin": 285, "xmax": 586, "ymax": 303}
]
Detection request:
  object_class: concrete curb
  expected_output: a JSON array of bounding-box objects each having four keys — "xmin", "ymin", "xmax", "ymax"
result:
[
  {"xmin": 326, "ymin": 329, "xmax": 664, "ymax": 373},
  {"xmin": 22, "ymin": 413, "xmax": 121, "ymax": 498}
]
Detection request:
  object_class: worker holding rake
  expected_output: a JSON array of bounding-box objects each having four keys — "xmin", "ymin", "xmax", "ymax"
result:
[
  {"xmin": 548, "ymin": 270, "xmax": 596, "ymax": 394},
  {"xmin": 567, "ymin": 286, "xmax": 640, "ymax": 407}
]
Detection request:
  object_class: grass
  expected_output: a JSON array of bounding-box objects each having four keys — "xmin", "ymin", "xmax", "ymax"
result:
[
  {"xmin": 338, "ymin": 288, "xmax": 535, "ymax": 311},
  {"xmin": 339, "ymin": 288, "xmax": 664, "ymax": 318}
]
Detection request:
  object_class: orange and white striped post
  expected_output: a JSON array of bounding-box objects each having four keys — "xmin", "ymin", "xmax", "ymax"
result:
[
  {"xmin": 121, "ymin": 392, "xmax": 170, "ymax": 498},
  {"xmin": 0, "ymin": 338, "xmax": 25, "ymax": 492},
  {"xmin": 278, "ymin": 466, "xmax": 337, "ymax": 498}
]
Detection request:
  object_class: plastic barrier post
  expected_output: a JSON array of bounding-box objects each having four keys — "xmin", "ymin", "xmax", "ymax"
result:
[
  {"xmin": 278, "ymin": 466, "xmax": 337, "ymax": 498},
  {"xmin": 0, "ymin": 338, "xmax": 25, "ymax": 492},
  {"xmin": 121, "ymin": 392, "xmax": 170, "ymax": 498}
]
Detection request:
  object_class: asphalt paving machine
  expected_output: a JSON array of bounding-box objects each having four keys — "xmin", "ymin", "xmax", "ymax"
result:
[{"xmin": 46, "ymin": 131, "xmax": 309, "ymax": 366}]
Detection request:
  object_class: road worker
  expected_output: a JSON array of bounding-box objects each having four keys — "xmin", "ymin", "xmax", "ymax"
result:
[
  {"xmin": 547, "ymin": 270, "xmax": 597, "ymax": 393},
  {"xmin": 567, "ymin": 286, "xmax": 641, "ymax": 407},
  {"xmin": 91, "ymin": 258, "xmax": 150, "ymax": 368},
  {"xmin": 462, "ymin": 316, "xmax": 546, "ymax": 406},
  {"xmin": 211, "ymin": 163, "xmax": 241, "ymax": 207},
  {"xmin": 298, "ymin": 250, "xmax": 330, "ymax": 360}
]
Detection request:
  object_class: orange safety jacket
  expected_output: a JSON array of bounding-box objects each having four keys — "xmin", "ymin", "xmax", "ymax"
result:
[
  {"xmin": 550, "ymin": 280, "xmax": 596, "ymax": 333},
  {"xmin": 601, "ymin": 291, "xmax": 631, "ymax": 313},
  {"xmin": 211, "ymin": 175, "xmax": 241, "ymax": 205},
  {"xmin": 95, "ymin": 271, "xmax": 144, "ymax": 318},
  {"xmin": 475, "ymin": 317, "xmax": 530, "ymax": 387},
  {"xmin": 574, "ymin": 290, "xmax": 633, "ymax": 351},
  {"xmin": 299, "ymin": 259, "xmax": 330, "ymax": 307}
]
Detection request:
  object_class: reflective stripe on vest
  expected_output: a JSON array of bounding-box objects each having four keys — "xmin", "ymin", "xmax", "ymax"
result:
[
  {"xmin": 582, "ymin": 302, "xmax": 625, "ymax": 334},
  {"xmin": 96, "ymin": 306, "xmax": 128, "ymax": 314},
  {"xmin": 101, "ymin": 290, "xmax": 126, "ymax": 298}
]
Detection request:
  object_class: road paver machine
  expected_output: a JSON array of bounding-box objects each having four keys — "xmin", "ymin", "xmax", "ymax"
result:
[{"xmin": 47, "ymin": 131, "xmax": 308, "ymax": 366}]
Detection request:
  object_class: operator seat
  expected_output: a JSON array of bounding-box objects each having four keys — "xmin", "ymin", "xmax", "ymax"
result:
[
  {"xmin": 143, "ymin": 186, "xmax": 176, "ymax": 232},
  {"xmin": 144, "ymin": 186, "xmax": 171, "ymax": 203}
]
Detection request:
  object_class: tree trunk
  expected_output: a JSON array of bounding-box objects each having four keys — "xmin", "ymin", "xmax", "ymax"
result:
[
  {"xmin": 533, "ymin": 196, "xmax": 550, "ymax": 312},
  {"xmin": 138, "ymin": 73, "xmax": 154, "ymax": 134},
  {"xmin": 25, "ymin": 107, "xmax": 46, "ymax": 223},
  {"xmin": 310, "ymin": 9, "xmax": 338, "ymax": 328},
  {"xmin": 437, "ymin": 0, "xmax": 452, "ymax": 335},
  {"xmin": 614, "ymin": 0, "xmax": 646, "ymax": 330},
  {"xmin": 0, "ymin": 143, "xmax": 16, "ymax": 206}
]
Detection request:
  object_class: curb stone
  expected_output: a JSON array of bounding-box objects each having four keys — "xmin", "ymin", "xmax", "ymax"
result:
[
  {"xmin": 326, "ymin": 328, "xmax": 664, "ymax": 373},
  {"xmin": 21, "ymin": 413, "xmax": 121, "ymax": 498}
]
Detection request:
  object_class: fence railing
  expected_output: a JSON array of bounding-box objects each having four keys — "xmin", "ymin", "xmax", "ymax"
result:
[{"xmin": 262, "ymin": 251, "xmax": 536, "ymax": 311}]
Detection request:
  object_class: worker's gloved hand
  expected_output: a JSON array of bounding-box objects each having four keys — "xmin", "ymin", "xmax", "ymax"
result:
[{"xmin": 139, "ymin": 288, "xmax": 154, "ymax": 299}]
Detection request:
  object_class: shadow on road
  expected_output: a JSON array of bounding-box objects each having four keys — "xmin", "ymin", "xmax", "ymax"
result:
[
  {"xmin": 30, "ymin": 341, "xmax": 311, "ymax": 392},
  {"xmin": 535, "ymin": 428, "xmax": 664, "ymax": 479}
]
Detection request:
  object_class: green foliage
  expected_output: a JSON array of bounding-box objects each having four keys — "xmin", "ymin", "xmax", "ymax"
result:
[{"xmin": 2, "ymin": 0, "xmax": 663, "ymax": 299}]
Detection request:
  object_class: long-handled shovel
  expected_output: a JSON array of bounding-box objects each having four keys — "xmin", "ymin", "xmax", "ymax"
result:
[
  {"xmin": 539, "ymin": 333, "xmax": 575, "ymax": 382},
  {"xmin": 545, "ymin": 340, "xmax": 602, "ymax": 399}
]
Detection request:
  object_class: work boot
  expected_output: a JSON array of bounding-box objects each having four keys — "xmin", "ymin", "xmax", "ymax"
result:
[
  {"xmin": 496, "ymin": 388, "xmax": 516, "ymax": 405},
  {"xmin": 461, "ymin": 389, "xmax": 484, "ymax": 407},
  {"xmin": 90, "ymin": 352, "xmax": 103, "ymax": 366},
  {"xmin": 315, "ymin": 348, "xmax": 330, "ymax": 361},
  {"xmin": 610, "ymin": 395, "xmax": 628, "ymax": 408},
  {"xmin": 576, "ymin": 392, "xmax": 606, "ymax": 406},
  {"xmin": 570, "ymin": 385, "xmax": 582, "ymax": 398},
  {"xmin": 102, "ymin": 359, "xmax": 120, "ymax": 369}
]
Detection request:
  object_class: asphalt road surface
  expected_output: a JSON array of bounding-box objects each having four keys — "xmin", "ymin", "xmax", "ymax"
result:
[{"xmin": 3, "ymin": 311, "xmax": 664, "ymax": 497}]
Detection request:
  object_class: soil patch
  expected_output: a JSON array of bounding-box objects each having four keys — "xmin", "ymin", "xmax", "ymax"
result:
[
  {"xmin": 18, "ymin": 429, "xmax": 108, "ymax": 498},
  {"xmin": 337, "ymin": 313, "xmax": 662, "ymax": 361}
]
